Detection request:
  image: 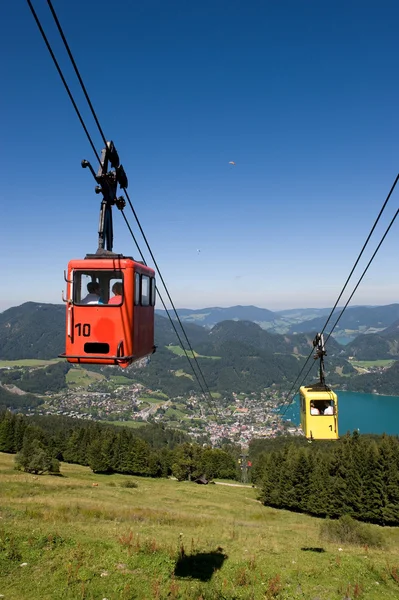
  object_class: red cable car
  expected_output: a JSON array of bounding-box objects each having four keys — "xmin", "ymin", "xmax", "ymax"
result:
[{"xmin": 60, "ymin": 142, "xmax": 156, "ymax": 368}]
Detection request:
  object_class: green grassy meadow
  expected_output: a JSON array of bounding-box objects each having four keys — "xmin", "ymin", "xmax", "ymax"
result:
[
  {"xmin": 0, "ymin": 359, "xmax": 62, "ymax": 368},
  {"xmin": 103, "ymin": 420, "xmax": 146, "ymax": 429},
  {"xmin": 1, "ymin": 452, "xmax": 399, "ymax": 599},
  {"xmin": 349, "ymin": 360, "xmax": 396, "ymax": 368},
  {"xmin": 66, "ymin": 367, "xmax": 105, "ymax": 388},
  {"xmin": 139, "ymin": 396, "xmax": 168, "ymax": 405},
  {"xmin": 167, "ymin": 346, "xmax": 221, "ymax": 360}
]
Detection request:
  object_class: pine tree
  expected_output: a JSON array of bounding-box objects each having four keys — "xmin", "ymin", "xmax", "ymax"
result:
[
  {"xmin": 306, "ymin": 450, "xmax": 330, "ymax": 517},
  {"xmin": 13, "ymin": 415, "xmax": 27, "ymax": 452},
  {"xmin": 362, "ymin": 441, "xmax": 384, "ymax": 523},
  {"xmin": 295, "ymin": 448, "xmax": 312, "ymax": 512},
  {"xmin": 87, "ymin": 438, "xmax": 111, "ymax": 473},
  {"xmin": 172, "ymin": 443, "xmax": 203, "ymax": 481},
  {"xmin": 0, "ymin": 412, "xmax": 16, "ymax": 452},
  {"xmin": 15, "ymin": 438, "xmax": 60, "ymax": 475},
  {"xmin": 328, "ymin": 442, "xmax": 348, "ymax": 518},
  {"xmin": 380, "ymin": 435, "xmax": 399, "ymax": 525},
  {"xmin": 126, "ymin": 437, "xmax": 152, "ymax": 476}
]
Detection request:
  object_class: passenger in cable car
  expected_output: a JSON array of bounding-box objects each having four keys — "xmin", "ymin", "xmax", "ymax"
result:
[
  {"xmin": 81, "ymin": 282, "xmax": 103, "ymax": 305},
  {"xmin": 108, "ymin": 281, "xmax": 123, "ymax": 305},
  {"xmin": 323, "ymin": 401, "xmax": 334, "ymax": 415},
  {"xmin": 310, "ymin": 402, "xmax": 320, "ymax": 415}
]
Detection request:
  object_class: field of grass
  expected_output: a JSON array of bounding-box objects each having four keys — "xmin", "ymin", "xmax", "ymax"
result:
[
  {"xmin": 164, "ymin": 407, "xmax": 187, "ymax": 420},
  {"xmin": 66, "ymin": 368, "xmax": 105, "ymax": 388},
  {"xmin": 0, "ymin": 359, "xmax": 62, "ymax": 368},
  {"xmin": 2, "ymin": 453, "xmax": 399, "ymax": 599},
  {"xmin": 349, "ymin": 360, "xmax": 396, "ymax": 368},
  {"xmin": 103, "ymin": 420, "xmax": 146, "ymax": 429},
  {"xmin": 167, "ymin": 346, "xmax": 221, "ymax": 360},
  {"xmin": 109, "ymin": 375, "xmax": 134, "ymax": 385},
  {"xmin": 139, "ymin": 396, "xmax": 167, "ymax": 405},
  {"xmin": 174, "ymin": 369, "xmax": 194, "ymax": 380}
]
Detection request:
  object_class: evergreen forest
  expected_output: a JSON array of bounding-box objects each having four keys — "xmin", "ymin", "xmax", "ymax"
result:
[
  {"xmin": 0, "ymin": 410, "xmax": 239, "ymax": 481},
  {"xmin": 251, "ymin": 431, "xmax": 399, "ymax": 527}
]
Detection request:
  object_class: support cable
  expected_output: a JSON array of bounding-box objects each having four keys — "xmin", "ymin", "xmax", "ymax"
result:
[
  {"xmin": 325, "ymin": 201, "xmax": 399, "ymax": 345},
  {"xmin": 27, "ymin": 0, "xmax": 219, "ymax": 419},
  {"xmin": 43, "ymin": 0, "xmax": 216, "ymax": 410},
  {"xmin": 281, "ymin": 172, "xmax": 399, "ymax": 417},
  {"xmin": 26, "ymin": 0, "xmax": 101, "ymax": 165},
  {"xmin": 120, "ymin": 210, "xmax": 218, "ymax": 418},
  {"xmin": 47, "ymin": 0, "xmax": 108, "ymax": 149},
  {"xmin": 122, "ymin": 187, "xmax": 216, "ymax": 404},
  {"xmin": 320, "ymin": 173, "xmax": 399, "ymax": 338}
]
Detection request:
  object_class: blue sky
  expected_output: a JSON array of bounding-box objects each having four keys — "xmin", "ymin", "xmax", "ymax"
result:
[{"xmin": 1, "ymin": 0, "xmax": 399, "ymax": 313}]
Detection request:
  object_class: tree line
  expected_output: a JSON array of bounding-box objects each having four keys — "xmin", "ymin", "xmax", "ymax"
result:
[
  {"xmin": 251, "ymin": 431, "xmax": 399, "ymax": 526},
  {"xmin": 0, "ymin": 410, "xmax": 238, "ymax": 481}
]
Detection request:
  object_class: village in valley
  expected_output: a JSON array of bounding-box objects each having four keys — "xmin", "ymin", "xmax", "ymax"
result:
[{"xmin": 21, "ymin": 375, "xmax": 302, "ymax": 446}]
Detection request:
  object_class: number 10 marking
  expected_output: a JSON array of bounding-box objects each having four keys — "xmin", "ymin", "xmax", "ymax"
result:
[{"xmin": 75, "ymin": 323, "xmax": 91, "ymax": 337}]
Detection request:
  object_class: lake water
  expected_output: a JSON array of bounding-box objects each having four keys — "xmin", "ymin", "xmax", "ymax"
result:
[{"xmin": 282, "ymin": 390, "xmax": 399, "ymax": 436}]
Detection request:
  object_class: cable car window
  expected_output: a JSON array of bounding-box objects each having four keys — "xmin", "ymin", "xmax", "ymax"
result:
[
  {"xmin": 134, "ymin": 273, "xmax": 140, "ymax": 306},
  {"xmin": 141, "ymin": 275, "xmax": 150, "ymax": 306},
  {"xmin": 310, "ymin": 399, "xmax": 329, "ymax": 415},
  {"xmin": 73, "ymin": 271, "xmax": 123, "ymax": 305},
  {"xmin": 150, "ymin": 277, "xmax": 156, "ymax": 306}
]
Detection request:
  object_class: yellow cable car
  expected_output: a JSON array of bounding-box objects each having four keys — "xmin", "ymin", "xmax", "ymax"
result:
[
  {"xmin": 299, "ymin": 384, "xmax": 338, "ymax": 440},
  {"xmin": 299, "ymin": 333, "xmax": 339, "ymax": 440}
]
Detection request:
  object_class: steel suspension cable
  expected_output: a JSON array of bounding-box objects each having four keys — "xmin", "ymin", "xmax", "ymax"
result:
[
  {"xmin": 325, "ymin": 200, "xmax": 399, "ymax": 345},
  {"xmin": 280, "ymin": 172, "xmax": 399, "ymax": 418},
  {"xmin": 44, "ymin": 0, "xmax": 217, "ymax": 407},
  {"xmin": 27, "ymin": 0, "xmax": 219, "ymax": 418},
  {"xmin": 122, "ymin": 188, "xmax": 216, "ymax": 403},
  {"xmin": 26, "ymin": 0, "xmax": 101, "ymax": 166},
  {"xmin": 46, "ymin": 0, "xmax": 108, "ymax": 149},
  {"xmin": 120, "ymin": 210, "xmax": 218, "ymax": 418},
  {"xmin": 320, "ymin": 173, "xmax": 399, "ymax": 338},
  {"xmin": 44, "ymin": 0, "xmax": 215, "ymax": 403}
]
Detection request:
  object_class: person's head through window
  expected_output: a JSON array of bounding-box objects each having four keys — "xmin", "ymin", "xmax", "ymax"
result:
[
  {"xmin": 324, "ymin": 401, "xmax": 334, "ymax": 415},
  {"xmin": 81, "ymin": 281, "xmax": 102, "ymax": 304},
  {"xmin": 88, "ymin": 282, "xmax": 100, "ymax": 295},
  {"xmin": 310, "ymin": 401, "xmax": 320, "ymax": 415},
  {"xmin": 108, "ymin": 281, "xmax": 123, "ymax": 305}
]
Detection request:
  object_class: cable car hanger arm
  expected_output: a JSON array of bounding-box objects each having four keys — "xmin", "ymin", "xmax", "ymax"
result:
[
  {"xmin": 313, "ymin": 333, "xmax": 328, "ymax": 388},
  {"xmin": 82, "ymin": 141, "xmax": 127, "ymax": 252}
]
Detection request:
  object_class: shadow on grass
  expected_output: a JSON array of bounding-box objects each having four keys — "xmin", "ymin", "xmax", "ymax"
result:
[
  {"xmin": 174, "ymin": 547, "xmax": 228, "ymax": 581},
  {"xmin": 301, "ymin": 547, "xmax": 326, "ymax": 553}
]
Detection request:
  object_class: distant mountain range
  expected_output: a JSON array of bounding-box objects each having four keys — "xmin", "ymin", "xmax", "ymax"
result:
[
  {"xmin": 155, "ymin": 303, "xmax": 399, "ymax": 340},
  {"xmin": 155, "ymin": 305, "xmax": 329, "ymax": 332},
  {"xmin": 287, "ymin": 304, "xmax": 399, "ymax": 336},
  {"xmin": 2, "ymin": 302, "xmax": 399, "ymax": 397}
]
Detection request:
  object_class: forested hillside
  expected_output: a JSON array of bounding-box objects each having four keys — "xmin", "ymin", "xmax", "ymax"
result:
[
  {"xmin": 342, "ymin": 329, "xmax": 399, "ymax": 360},
  {"xmin": 0, "ymin": 410, "xmax": 238, "ymax": 480},
  {"xmin": 0, "ymin": 302, "xmax": 65, "ymax": 359},
  {"xmin": 2, "ymin": 302, "xmax": 399, "ymax": 396},
  {"xmin": 251, "ymin": 432, "xmax": 399, "ymax": 526},
  {"xmin": 288, "ymin": 304, "xmax": 399, "ymax": 335}
]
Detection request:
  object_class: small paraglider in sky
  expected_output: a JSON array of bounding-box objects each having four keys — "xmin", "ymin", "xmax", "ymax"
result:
[
  {"xmin": 197, "ymin": 249, "xmax": 201, "ymax": 254},
  {"xmin": 229, "ymin": 161, "xmax": 236, "ymax": 166}
]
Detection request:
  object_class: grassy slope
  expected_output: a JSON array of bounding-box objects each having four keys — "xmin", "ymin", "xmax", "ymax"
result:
[
  {"xmin": 1, "ymin": 452, "xmax": 399, "ymax": 599},
  {"xmin": 167, "ymin": 345, "xmax": 221, "ymax": 360},
  {"xmin": 0, "ymin": 359, "xmax": 62, "ymax": 368}
]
